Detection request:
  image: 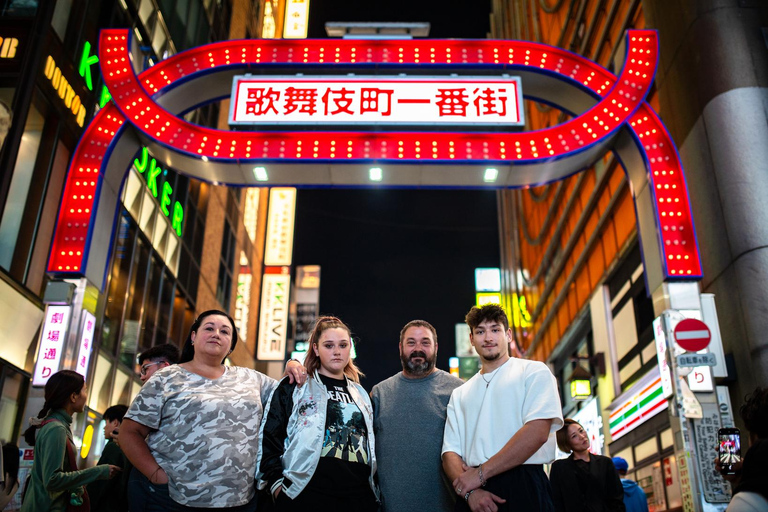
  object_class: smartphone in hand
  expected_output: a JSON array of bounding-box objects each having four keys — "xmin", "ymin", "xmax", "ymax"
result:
[{"xmin": 718, "ymin": 427, "xmax": 741, "ymax": 474}]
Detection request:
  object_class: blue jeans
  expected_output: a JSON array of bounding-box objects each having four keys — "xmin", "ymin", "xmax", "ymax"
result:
[{"xmin": 127, "ymin": 467, "xmax": 258, "ymax": 512}]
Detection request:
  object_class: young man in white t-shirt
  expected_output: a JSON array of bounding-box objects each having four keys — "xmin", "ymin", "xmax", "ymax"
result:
[{"xmin": 442, "ymin": 304, "xmax": 564, "ymax": 512}]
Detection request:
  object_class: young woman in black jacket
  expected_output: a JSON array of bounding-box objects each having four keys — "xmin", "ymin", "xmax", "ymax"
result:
[{"xmin": 549, "ymin": 418, "xmax": 625, "ymax": 512}]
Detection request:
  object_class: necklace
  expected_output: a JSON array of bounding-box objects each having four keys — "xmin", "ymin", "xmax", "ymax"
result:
[{"xmin": 480, "ymin": 367, "xmax": 500, "ymax": 388}]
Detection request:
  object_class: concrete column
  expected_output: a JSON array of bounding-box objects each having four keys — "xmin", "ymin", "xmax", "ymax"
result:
[{"xmin": 642, "ymin": 0, "xmax": 768, "ymax": 401}]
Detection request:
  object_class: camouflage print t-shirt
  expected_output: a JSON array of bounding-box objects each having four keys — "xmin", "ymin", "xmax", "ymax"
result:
[{"xmin": 125, "ymin": 365, "xmax": 277, "ymax": 507}]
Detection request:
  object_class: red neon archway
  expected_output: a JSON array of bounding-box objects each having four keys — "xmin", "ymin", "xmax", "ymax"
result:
[{"xmin": 48, "ymin": 30, "xmax": 701, "ymax": 282}]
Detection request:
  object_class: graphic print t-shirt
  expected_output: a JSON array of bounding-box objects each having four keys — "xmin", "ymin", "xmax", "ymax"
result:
[{"xmin": 305, "ymin": 374, "xmax": 371, "ymax": 496}]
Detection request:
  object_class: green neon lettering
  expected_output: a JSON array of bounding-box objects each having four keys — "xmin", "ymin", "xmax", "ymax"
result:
[
  {"xmin": 134, "ymin": 147, "xmax": 148, "ymax": 173},
  {"xmin": 161, "ymin": 181, "xmax": 172, "ymax": 216},
  {"xmin": 78, "ymin": 41, "xmax": 99, "ymax": 91},
  {"xmin": 147, "ymin": 160, "xmax": 161, "ymax": 197},
  {"xmin": 99, "ymin": 85, "xmax": 111, "ymax": 108},
  {"xmin": 172, "ymin": 201, "xmax": 184, "ymax": 236}
]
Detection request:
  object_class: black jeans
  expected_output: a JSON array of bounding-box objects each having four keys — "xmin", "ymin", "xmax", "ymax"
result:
[
  {"xmin": 454, "ymin": 465, "xmax": 554, "ymax": 512},
  {"xmin": 275, "ymin": 486, "xmax": 378, "ymax": 512},
  {"xmin": 127, "ymin": 467, "xmax": 258, "ymax": 512}
]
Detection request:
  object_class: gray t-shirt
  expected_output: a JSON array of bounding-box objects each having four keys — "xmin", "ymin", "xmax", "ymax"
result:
[
  {"xmin": 371, "ymin": 369, "xmax": 464, "ymax": 512},
  {"xmin": 125, "ymin": 365, "xmax": 276, "ymax": 507}
]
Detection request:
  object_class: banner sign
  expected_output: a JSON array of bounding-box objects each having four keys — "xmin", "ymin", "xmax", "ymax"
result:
[
  {"xmin": 230, "ymin": 77, "xmax": 524, "ymax": 126},
  {"xmin": 264, "ymin": 188, "xmax": 296, "ymax": 266},
  {"xmin": 257, "ymin": 269, "xmax": 291, "ymax": 360},
  {"xmin": 33, "ymin": 306, "xmax": 72, "ymax": 386},
  {"xmin": 75, "ymin": 310, "xmax": 96, "ymax": 379}
]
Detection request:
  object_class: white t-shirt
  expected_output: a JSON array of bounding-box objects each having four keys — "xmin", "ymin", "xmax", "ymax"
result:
[
  {"xmin": 442, "ymin": 357, "xmax": 563, "ymax": 467},
  {"xmin": 126, "ymin": 365, "xmax": 277, "ymax": 507}
]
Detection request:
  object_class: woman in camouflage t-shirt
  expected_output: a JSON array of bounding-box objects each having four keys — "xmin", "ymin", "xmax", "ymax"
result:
[{"xmin": 120, "ymin": 310, "xmax": 305, "ymax": 511}]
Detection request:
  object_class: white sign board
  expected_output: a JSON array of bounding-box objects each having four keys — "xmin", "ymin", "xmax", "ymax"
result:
[
  {"xmin": 75, "ymin": 310, "xmax": 96, "ymax": 379},
  {"xmin": 264, "ymin": 188, "xmax": 296, "ymax": 266},
  {"xmin": 653, "ymin": 317, "xmax": 673, "ymax": 398},
  {"xmin": 257, "ymin": 271, "xmax": 291, "ymax": 360},
  {"xmin": 283, "ymin": 0, "xmax": 309, "ymax": 38},
  {"xmin": 33, "ymin": 306, "xmax": 72, "ymax": 386},
  {"xmin": 677, "ymin": 352, "xmax": 716, "ymax": 368},
  {"xmin": 230, "ymin": 77, "xmax": 524, "ymax": 126}
]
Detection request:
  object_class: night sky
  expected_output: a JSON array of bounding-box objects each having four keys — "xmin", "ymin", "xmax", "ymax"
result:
[{"xmin": 293, "ymin": 0, "xmax": 497, "ymax": 389}]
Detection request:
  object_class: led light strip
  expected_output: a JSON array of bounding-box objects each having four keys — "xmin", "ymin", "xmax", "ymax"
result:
[{"xmin": 47, "ymin": 30, "xmax": 701, "ymax": 279}]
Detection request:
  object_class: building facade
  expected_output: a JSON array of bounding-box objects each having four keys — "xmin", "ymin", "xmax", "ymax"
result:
[{"xmin": 492, "ymin": 0, "xmax": 767, "ymax": 509}]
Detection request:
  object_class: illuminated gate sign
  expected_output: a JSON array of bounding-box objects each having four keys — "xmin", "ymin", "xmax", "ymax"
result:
[{"xmin": 229, "ymin": 77, "xmax": 524, "ymax": 126}]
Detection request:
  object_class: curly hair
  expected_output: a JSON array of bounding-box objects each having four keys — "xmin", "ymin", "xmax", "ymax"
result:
[
  {"xmin": 465, "ymin": 304, "xmax": 510, "ymax": 332},
  {"xmin": 740, "ymin": 387, "xmax": 768, "ymax": 439}
]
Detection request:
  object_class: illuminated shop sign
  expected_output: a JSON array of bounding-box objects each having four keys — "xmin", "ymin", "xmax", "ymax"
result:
[
  {"xmin": 230, "ymin": 77, "xmax": 524, "ymax": 126},
  {"xmin": 609, "ymin": 374, "xmax": 668, "ymax": 441},
  {"xmin": 264, "ymin": 188, "xmax": 296, "ymax": 266},
  {"xmin": 133, "ymin": 147, "xmax": 184, "ymax": 236},
  {"xmin": 33, "ymin": 306, "xmax": 72, "ymax": 386},
  {"xmin": 43, "ymin": 55, "xmax": 86, "ymax": 127},
  {"xmin": 257, "ymin": 267, "xmax": 291, "ymax": 360},
  {"xmin": 261, "ymin": 0, "xmax": 278, "ymax": 38},
  {"xmin": 512, "ymin": 293, "xmax": 532, "ymax": 328},
  {"xmin": 0, "ymin": 36, "xmax": 18, "ymax": 58},
  {"xmin": 75, "ymin": 311, "xmax": 96, "ymax": 379},
  {"xmin": 79, "ymin": 41, "xmax": 111, "ymax": 108},
  {"xmin": 283, "ymin": 0, "xmax": 310, "ymax": 39},
  {"xmin": 235, "ymin": 261, "xmax": 252, "ymax": 341}
]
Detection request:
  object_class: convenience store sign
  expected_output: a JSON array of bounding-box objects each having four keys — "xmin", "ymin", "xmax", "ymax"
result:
[{"xmin": 609, "ymin": 377, "xmax": 668, "ymax": 440}]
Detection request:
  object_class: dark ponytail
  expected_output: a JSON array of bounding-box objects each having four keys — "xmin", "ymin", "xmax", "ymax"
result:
[
  {"xmin": 23, "ymin": 370, "xmax": 85, "ymax": 446},
  {"xmin": 179, "ymin": 310, "xmax": 238, "ymax": 364}
]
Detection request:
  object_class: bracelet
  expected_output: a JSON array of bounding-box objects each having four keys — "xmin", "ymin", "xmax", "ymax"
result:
[
  {"xmin": 150, "ymin": 466, "xmax": 163, "ymax": 484},
  {"xmin": 464, "ymin": 489, "xmax": 476, "ymax": 502},
  {"xmin": 478, "ymin": 464, "xmax": 487, "ymax": 487}
]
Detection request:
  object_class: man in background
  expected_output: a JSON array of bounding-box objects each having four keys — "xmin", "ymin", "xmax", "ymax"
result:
[
  {"xmin": 137, "ymin": 343, "xmax": 179, "ymax": 384},
  {"xmin": 88, "ymin": 405, "xmax": 129, "ymax": 512},
  {"xmin": 371, "ymin": 320, "xmax": 464, "ymax": 512},
  {"xmin": 612, "ymin": 457, "xmax": 648, "ymax": 512}
]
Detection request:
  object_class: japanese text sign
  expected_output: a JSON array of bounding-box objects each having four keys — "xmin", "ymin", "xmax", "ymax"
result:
[
  {"xmin": 33, "ymin": 305, "xmax": 72, "ymax": 386},
  {"xmin": 229, "ymin": 76, "xmax": 524, "ymax": 126},
  {"xmin": 264, "ymin": 188, "xmax": 296, "ymax": 266},
  {"xmin": 75, "ymin": 310, "xmax": 96, "ymax": 379}
]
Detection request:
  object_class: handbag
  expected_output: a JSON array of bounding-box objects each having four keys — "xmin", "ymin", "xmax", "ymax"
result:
[{"xmin": 40, "ymin": 418, "xmax": 91, "ymax": 512}]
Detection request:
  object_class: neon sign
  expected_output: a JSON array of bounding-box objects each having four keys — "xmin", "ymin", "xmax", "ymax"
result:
[
  {"xmin": 43, "ymin": 55, "xmax": 86, "ymax": 127},
  {"xmin": 229, "ymin": 77, "xmax": 524, "ymax": 126},
  {"xmin": 283, "ymin": 0, "xmax": 309, "ymax": 39},
  {"xmin": 133, "ymin": 147, "xmax": 184, "ymax": 236},
  {"xmin": 0, "ymin": 36, "xmax": 18, "ymax": 58},
  {"xmin": 33, "ymin": 305, "xmax": 72, "ymax": 386},
  {"xmin": 47, "ymin": 30, "xmax": 703, "ymax": 286}
]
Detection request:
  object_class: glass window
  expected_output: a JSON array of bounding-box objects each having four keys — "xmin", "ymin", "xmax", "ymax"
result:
[
  {"xmin": 120, "ymin": 238, "xmax": 150, "ymax": 366},
  {"xmin": 102, "ymin": 212, "xmax": 137, "ymax": 354},
  {"xmin": 1, "ymin": 0, "xmax": 38, "ymax": 16},
  {"xmin": 88, "ymin": 353, "xmax": 113, "ymax": 413},
  {"xmin": 0, "ymin": 101, "xmax": 44, "ymax": 272},
  {"xmin": 140, "ymin": 255, "xmax": 163, "ymax": 350},
  {"xmin": 51, "ymin": 0, "xmax": 72, "ymax": 41},
  {"xmin": 112, "ymin": 367, "xmax": 132, "ymax": 407},
  {"xmin": 0, "ymin": 369, "xmax": 25, "ymax": 443}
]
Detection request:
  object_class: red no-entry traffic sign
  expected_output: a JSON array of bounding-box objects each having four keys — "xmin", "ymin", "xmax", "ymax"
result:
[{"xmin": 674, "ymin": 318, "xmax": 711, "ymax": 352}]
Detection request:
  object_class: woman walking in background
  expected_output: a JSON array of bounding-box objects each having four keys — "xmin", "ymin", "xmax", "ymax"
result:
[
  {"xmin": 258, "ymin": 316, "xmax": 379, "ymax": 512},
  {"xmin": 21, "ymin": 370, "xmax": 121, "ymax": 512},
  {"xmin": 549, "ymin": 418, "xmax": 625, "ymax": 512}
]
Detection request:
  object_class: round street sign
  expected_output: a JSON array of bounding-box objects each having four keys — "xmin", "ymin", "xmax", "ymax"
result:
[{"xmin": 674, "ymin": 318, "xmax": 711, "ymax": 352}]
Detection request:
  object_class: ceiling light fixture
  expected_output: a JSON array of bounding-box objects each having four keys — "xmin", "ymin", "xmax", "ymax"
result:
[
  {"xmin": 369, "ymin": 167, "xmax": 383, "ymax": 181},
  {"xmin": 253, "ymin": 166, "xmax": 268, "ymax": 181},
  {"xmin": 484, "ymin": 168, "xmax": 499, "ymax": 182}
]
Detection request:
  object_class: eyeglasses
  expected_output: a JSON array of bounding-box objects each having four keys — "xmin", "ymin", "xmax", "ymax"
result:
[{"xmin": 139, "ymin": 361, "xmax": 165, "ymax": 376}]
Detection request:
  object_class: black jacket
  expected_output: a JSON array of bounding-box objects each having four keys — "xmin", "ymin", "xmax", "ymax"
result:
[{"xmin": 550, "ymin": 454, "xmax": 626, "ymax": 512}]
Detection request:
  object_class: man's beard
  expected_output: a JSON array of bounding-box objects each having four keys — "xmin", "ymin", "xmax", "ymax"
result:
[{"xmin": 401, "ymin": 350, "xmax": 436, "ymax": 376}]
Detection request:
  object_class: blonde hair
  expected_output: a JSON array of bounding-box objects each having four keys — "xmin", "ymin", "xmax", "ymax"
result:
[{"xmin": 303, "ymin": 316, "xmax": 365, "ymax": 383}]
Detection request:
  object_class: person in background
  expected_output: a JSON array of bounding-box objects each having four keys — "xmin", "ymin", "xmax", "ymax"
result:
[
  {"xmin": 20, "ymin": 370, "xmax": 121, "ymax": 512},
  {"xmin": 549, "ymin": 419, "xmax": 625, "ymax": 512},
  {"xmin": 720, "ymin": 387, "xmax": 768, "ymax": 512},
  {"xmin": 137, "ymin": 344, "xmax": 180, "ymax": 384},
  {"xmin": 611, "ymin": 457, "xmax": 648, "ymax": 512},
  {"xmin": 258, "ymin": 316, "xmax": 379, "ymax": 512},
  {"xmin": 1, "ymin": 443, "xmax": 20, "ymax": 510},
  {"xmin": 371, "ymin": 319, "xmax": 463, "ymax": 512},
  {"xmin": 87, "ymin": 405, "xmax": 129, "ymax": 512},
  {"xmin": 120, "ymin": 310, "xmax": 306, "ymax": 512},
  {"xmin": 443, "ymin": 304, "xmax": 563, "ymax": 512}
]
